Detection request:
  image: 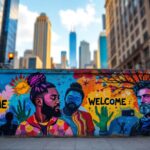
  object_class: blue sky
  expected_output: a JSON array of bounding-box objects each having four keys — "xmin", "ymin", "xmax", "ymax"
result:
[{"xmin": 16, "ymin": 0, "xmax": 105, "ymax": 63}]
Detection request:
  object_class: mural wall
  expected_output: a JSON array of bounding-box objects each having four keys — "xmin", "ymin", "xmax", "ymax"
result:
[{"xmin": 0, "ymin": 70, "xmax": 150, "ymax": 136}]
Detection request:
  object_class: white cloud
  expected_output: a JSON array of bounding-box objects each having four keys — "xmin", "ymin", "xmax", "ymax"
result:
[
  {"xmin": 16, "ymin": 4, "xmax": 60, "ymax": 58},
  {"xmin": 16, "ymin": 4, "xmax": 38, "ymax": 56},
  {"xmin": 59, "ymin": 3, "xmax": 101, "ymax": 30},
  {"xmin": 51, "ymin": 45, "xmax": 68, "ymax": 63},
  {"xmin": 52, "ymin": 31, "xmax": 60, "ymax": 44}
]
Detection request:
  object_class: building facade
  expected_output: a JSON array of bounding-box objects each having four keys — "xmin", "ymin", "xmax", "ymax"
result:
[
  {"xmin": 79, "ymin": 40, "xmax": 91, "ymax": 68},
  {"xmin": 33, "ymin": 13, "xmax": 51, "ymax": 69},
  {"xmin": 93, "ymin": 50, "xmax": 100, "ymax": 69},
  {"xmin": 69, "ymin": 31, "xmax": 77, "ymax": 68},
  {"xmin": 19, "ymin": 49, "xmax": 34, "ymax": 69},
  {"xmin": 105, "ymin": 0, "xmax": 150, "ymax": 69},
  {"xmin": 0, "ymin": 0, "xmax": 5, "ymax": 39},
  {"xmin": 98, "ymin": 32, "xmax": 108, "ymax": 69},
  {"xmin": 61, "ymin": 51, "xmax": 67, "ymax": 69},
  {"xmin": 102, "ymin": 14, "xmax": 106, "ymax": 30},
  {"xmin": 13, "ymin": 51, "xmax": 19, "ymax": 69},
  {"xmin": 0, "ymin": 0, "xmax": 19, "ymax": 64},
  {"xmin": 28, "ymin": 56, "xmax": 42, "ymax": 69}
]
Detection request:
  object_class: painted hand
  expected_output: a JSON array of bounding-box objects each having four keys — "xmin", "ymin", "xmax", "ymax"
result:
[
  {"xmin": 93, "ymin": 106, "xmax": 113, "ymax": 132},
  {"xmin": 12, "ymin": 100, "xmax": 31, "ymax": 124}
]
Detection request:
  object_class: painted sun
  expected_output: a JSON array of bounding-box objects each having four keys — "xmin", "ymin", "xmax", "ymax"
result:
[{"xmin": 10, "ymin": 75, "xmax": 30, "ymax": 95}]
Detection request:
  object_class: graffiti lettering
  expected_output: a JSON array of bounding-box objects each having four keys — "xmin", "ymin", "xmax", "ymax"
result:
[
  {"xmin": 88, "ymin": 97, "xmax": 126, "ymax": 106},
  {"xmin": 0, "ymin": 100, "xmax": 7, "ymax": 109}
]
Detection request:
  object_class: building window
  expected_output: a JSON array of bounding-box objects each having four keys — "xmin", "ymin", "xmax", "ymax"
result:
[
  {"xmin": 143, "ymin": 46, "xmax": 149, "ymax": 59},
  {"xmin": 140, "ymin": 0, "xmax": 144, "ymax": 7},
  {"xmin": 126, "ymin": 40, "xmax": 129, "ymax": 47},
  {"xmin": 126, "ymin": 30, "xmax": 128, "ymax": 37},
  {"xmin": 143, "ymin": 31, "xmax": 149, "ymax": 41},
  {"xmin": 112, "ymin": 57, "xmax": 117, "ymax": 67},
  {"xmin": 132, "ymin": 45, "xmax": 135, "ymax": 51},
  {"xmin": 142, "ymin": 19, "xmax": 147, "ymax": 29},
  {"xmin": 134, "ymin": 17, "xmax": 138, "ymax": 26},
  {"xmin": 130, "ymin": 24, "xmax": 133, "ymax": 32},
  {"xmin": 127, "ymin": 50, "xmax": 130, "ymax": 57},
  {"xmin": 140, "ymin": 7, "xmax": 145, "ymax": 18},
  {"xmin": 131, "ymin": 34, "xmax": 134, "ymax": 41},
  {"xmin": 135, "ymin": 28, "xmax": 139, "ymax": 36},
  {"xmin": 129, "ymin": 14, "xmax": 132, "ymax": 22},
  {"xmin": 136, "ymin": 39, "xmax": 141, "ymax": 48}
]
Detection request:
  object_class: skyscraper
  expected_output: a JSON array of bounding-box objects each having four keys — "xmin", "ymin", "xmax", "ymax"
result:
[
  {"xmin": 69, "ymin": 31, "xmax": 77, "ymax": 68},
  {"xmin": 13, "ymin": 51, "xmax": 19, "ymax": 69},
  {"xmin": 98, "ymin": 32, "xmax": 108, "ymax": 69},
  {"xmin": 93, "ymin": 50, "xmax": 100, "ymax": 69},
  {"xmin": 33, "ymin": 13, "xmax": 51, "ymax": 69},
  {"xmin": 0, "ymin": 0, "xmax": 19, "ymax": 64},
  {"xmin": 102, "ymin": 14, "xmax": 106, "ymax": 30},
  {"xmin": 28, "ymin": 56, "xmax": 42, "ymax": 69},
  {"xmin": 79, "ymin": 40, "xmax": 91, "ymax": 68},
  {"xmin": 0, "ymin": 0, "xmax": 5, "ymax": 39},
  {"xmin": 61, "ymin": 51, "xmax": 67, "ymax": 69},
  {"xmin": 105, "ymin": 0, "xmax": 150, "ymax": 69}
]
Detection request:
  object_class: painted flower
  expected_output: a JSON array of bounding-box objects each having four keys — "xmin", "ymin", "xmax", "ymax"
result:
[
  {"xmin": 10, "ymin": 75, "xmax": 30, "ymax": 95},
  {"xmin": 0, "ymin": 85, "xmax": 14, "ymax": 100}
]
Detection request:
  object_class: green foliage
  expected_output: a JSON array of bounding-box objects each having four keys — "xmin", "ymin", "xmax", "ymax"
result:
[
  {"xmin": 12, "ymin": 100, "xmax": 31, "ymax": 124},
  {"xmin": 93, "ymin": 106, "xmax": 114, "ymax": 132}
]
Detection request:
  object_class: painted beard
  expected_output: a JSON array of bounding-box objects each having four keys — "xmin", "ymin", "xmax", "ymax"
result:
[
  {"xmin": 42, "ymin": 100, "xmax": 61, "ymax": 120},
  {"xmin": 140, "ymin": 104, "xmax": 150, "ymax": 116},
  {"xmin": 65, "ymin": 102, "xmax": 79, "ymax": 113}
]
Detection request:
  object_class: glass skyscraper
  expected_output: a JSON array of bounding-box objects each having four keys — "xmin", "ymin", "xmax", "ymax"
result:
[
  {"xmin": 99, "ymin": 32, "xmax": 108, "ymax": 69},
  {"xmin": 69, "ymin": 31, "xmax": 77, "ymax": 68},
  {"xmin": 0, "ymin": 0, "xmax": 5, "ymax": 38},
  {"xmin": 0, "ymin": 0, "xmax": 19, "ymax": 64}
]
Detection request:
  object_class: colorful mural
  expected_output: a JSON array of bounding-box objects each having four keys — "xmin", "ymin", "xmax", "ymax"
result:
[{"xmin": 0, "ymin": 70, "xmax": 150, "ymax": 136}]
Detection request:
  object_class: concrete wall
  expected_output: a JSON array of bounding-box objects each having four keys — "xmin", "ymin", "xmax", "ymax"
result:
[{"xmin": 0, "ymin": 69, "xmax": 149, "ymax": 136}]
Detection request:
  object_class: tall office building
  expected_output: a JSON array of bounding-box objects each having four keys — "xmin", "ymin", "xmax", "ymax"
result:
[
  {"xmin": 102, "ymin": 14, "xmax": 106, "ymax": 30},
  {"xmin": 19, "ymin": 57, "xmax": 24, "ymax": 69},
  {"xmin": 105, "ymin": 0, "xmax": 150, "ymax": 69},
  {"xmin": 0, "ymin": 0, "xmax": 19, "ymax": 64},
  {"xmin": 13, "ymin": 51, "xmax": 19, "ymax": 69},
  {"xmin": 93, "ymin": 50, "xmax": 100, "ymax": 69},
  {"xmin": 79, "ymin": 40, "xmax": 91, "ymax": 68},
  {"xmin": 98, "ymin": 32, "xmax": 108, "ymax": 69},
  {"xmin": 33, "ymin": 13, "xmax": 51, "ymax": 69},
  {"xmin": 0, "ymin": 0, "xmax": 5, "ymax": 39},
  {"xmin": 28, "ymin": 56, "xmax": 42, "ymax": 69},
  {"xmin": 69, "ymin": 31, "xmax": 77, "ymax": 68},
  {"xmin": 61, "ymin": 51, "xmax": 67, "ymax": 69}
]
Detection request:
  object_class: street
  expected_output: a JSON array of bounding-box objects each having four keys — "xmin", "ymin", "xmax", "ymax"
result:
[{"xmin": 0, "ymin": 137, "xmax": 150, "ymax": 150}]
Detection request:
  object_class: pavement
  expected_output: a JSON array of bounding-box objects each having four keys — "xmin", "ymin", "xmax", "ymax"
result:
[{"xmin": 0, "ymin": 137, "xmax": 150, "ymax": 150}]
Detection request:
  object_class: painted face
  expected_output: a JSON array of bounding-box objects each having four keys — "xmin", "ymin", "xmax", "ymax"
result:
[
  {"xmin": 65, "ymin": 91, "xmax": 82, "ymax": 111},
  {"xmin": 137, "ymin": 88, "xmax": 150, "ymax": 115},
  {"xmin": 42, "ymin": 88, "xmax": 60, "ymax": 118}
]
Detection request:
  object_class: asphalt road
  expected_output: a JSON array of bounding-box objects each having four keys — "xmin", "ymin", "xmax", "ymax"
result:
[{"xmin": 0, "ymin": 137, "xmax": 150, "ymax": 150}]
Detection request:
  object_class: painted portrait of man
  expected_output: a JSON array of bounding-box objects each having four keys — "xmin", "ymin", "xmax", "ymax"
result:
[
  {"xmin": 61, "ymin": 82, "xmax": 95, "ymax": 136},
  {"xmin": 131, "ymin": 81, "xmax": 150, "ymax": 135},
  {"xmin": 16, "ymin": 73, "xmax": 73, "ymax": 136}
]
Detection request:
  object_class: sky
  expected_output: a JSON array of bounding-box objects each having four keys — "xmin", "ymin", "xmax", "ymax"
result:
[{"xmin": 16, "ymin": 0, "xmax": 105, "ymax": 64}]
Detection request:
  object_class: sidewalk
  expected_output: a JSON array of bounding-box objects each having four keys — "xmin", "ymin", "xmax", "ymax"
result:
[{"xmin": 0, "ymin": 137, "xmax": 150, "ymax": 150}]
